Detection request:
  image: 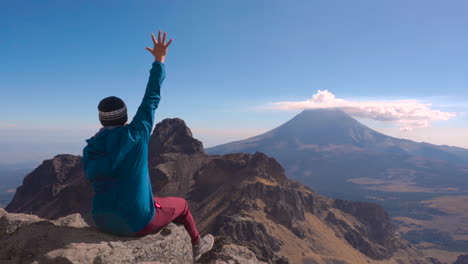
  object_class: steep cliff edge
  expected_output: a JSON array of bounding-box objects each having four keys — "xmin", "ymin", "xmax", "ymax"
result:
[{"xmin": 6, "ymin": 118, "xmax": 442, "ymax": 264}]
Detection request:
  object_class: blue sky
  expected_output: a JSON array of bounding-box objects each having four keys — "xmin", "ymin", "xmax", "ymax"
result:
[{"xmin": 2, "ymin": 0, "xmax": 468, "ymax": 164}]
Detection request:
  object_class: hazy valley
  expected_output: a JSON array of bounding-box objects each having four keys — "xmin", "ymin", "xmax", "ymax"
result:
[{"xmin": 0, "ymin": 163, "xmax": 35, "ymax": 208}]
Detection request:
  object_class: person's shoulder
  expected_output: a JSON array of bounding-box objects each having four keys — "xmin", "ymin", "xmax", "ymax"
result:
[{"xmin": 121, "ymin": 125, "xmax": 145, "ymax": 144}]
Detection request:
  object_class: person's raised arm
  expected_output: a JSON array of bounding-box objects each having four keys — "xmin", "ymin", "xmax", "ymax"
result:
[{"xmin": 128, "ymin": 30, "xmax": 173, "ymax": 141}]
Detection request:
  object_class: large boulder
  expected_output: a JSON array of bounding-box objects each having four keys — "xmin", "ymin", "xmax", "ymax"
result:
[{"xmin": 0, "ymin": 208, "xmax": 193, "ymax": 264}]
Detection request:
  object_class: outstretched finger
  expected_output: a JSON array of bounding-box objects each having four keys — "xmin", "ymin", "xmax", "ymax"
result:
[
  {"xmin": 157, "ymin": 30, "xmax": 162, "ymax": 43},
  {"xmin": 165, "ymin": 38, "xmax": 173, "ymax": 47},
  {"xmin": 151, "ymin": 33, "xmax": 157, "ymax": 45},
  {"xmin": 162, "ymin": 32, "xmax": 167, "ymax": 44},
  {"xmin": 145, "ymin": 47, "xmax": 153, "ymax": 53}
]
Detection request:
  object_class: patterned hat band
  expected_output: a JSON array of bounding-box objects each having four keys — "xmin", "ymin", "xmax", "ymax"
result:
[{"xmin": 99, "ymin": 106, "xmax": 127, "ymax": 120}]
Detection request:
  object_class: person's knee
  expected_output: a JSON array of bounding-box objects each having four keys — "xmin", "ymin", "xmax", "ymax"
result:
[
  {"xmin": 181, "ymin": 198, "xmax": 189, "ymax": 211},
  {"xmin": 174, "ymin": 197, "xmax": 189, "ymax": 217}
]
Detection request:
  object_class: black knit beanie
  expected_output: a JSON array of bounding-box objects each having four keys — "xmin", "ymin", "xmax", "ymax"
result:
[{"xmin": 98, "ymin": 96, "xmax": 128, "ymax": 126}]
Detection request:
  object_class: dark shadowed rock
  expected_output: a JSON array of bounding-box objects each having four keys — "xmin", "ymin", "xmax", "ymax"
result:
[
  {"xmin": 454, "ymin": 254, "xmax": 468, "ymax": 264},
  {"xmin": 148, "ymin": 118, "xmax": 206, "ymax": 197},
  {"xmin": 331, "ymin": 199, "xmax": 400, "ymax": 259},
  {"xmin": 5, "ymin": 154, "xmax": 92, "ymax": 220},
  {"xmin": 149, "ymin": 118, "xmax": 204, "ymax": 158}
]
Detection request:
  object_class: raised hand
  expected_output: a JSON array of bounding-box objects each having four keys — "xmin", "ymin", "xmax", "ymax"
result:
[{"xmin": 146, "ymin": 30, "xmax": 173, "ymax": 63}]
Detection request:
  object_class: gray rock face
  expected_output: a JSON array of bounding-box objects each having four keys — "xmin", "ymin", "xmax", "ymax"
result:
[
  {"xmin": 0, "ymin": 208, "xmax": 193, "ymax": 264},
  {"xmin": 215, "ymin": 214, "xmax": 282, "ymax": 261},
  {"xmin": 202, "ymin": 242, "xmax": 268, "ymax": 264},
  {"xmin": 331, "ymin": 199, "xmax": 400, "ymax": 260}
]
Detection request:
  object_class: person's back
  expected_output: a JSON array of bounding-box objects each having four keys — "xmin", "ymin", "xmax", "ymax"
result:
[
  {"xmin": 82, "ymin": 113, "xmax": 159, "ymax": 235},
  {"xmin": 82, "ymin": 30, "xmax": 214, "ymax": 260}
]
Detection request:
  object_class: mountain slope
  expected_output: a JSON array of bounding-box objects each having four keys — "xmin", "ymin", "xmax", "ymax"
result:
[
  {"xmin": 206, "ymin": 109, "xmax": 468, "ymax": 198},
  {"xmin": 207, "ymin": 108, "xmax": 468, "ymax": 164},
  {"xmin": 5, "ymin": 118, "xmax": 440, "ymax": 264},
  {"xmin": 206, "ymin": 109, "xmax": 468, "ymax": 259}
]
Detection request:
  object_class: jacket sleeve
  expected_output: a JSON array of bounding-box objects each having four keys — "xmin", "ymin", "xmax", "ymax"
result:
[{"xmin": 128, "ymin": 61, "xmax": 166, "ymax": 141}]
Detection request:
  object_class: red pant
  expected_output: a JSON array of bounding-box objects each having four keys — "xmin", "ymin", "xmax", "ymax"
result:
[{"xmin": 135, "ymin": 197, "xmax": 200, "ymax": 245}]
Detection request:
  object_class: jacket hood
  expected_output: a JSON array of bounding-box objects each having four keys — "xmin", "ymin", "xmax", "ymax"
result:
[
  {"xmin": 84, "ymin": 128, "xmax": 119, "ymax": 157},
  {"xmin": 82, "ymin": 127, "xmax": 134, "ymax": 181}
]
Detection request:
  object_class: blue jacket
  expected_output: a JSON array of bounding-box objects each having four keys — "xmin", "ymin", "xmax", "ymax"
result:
[{"xmin": 82, "ymin": 61, "xmax": 165, "ymax": 235}]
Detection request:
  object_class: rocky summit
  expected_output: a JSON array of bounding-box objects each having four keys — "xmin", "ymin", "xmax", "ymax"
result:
[
  {"xmin": 0, "ymin": 208, "xmax": 192, "ymax": 264},
  {"xmin": 0, "ymin": 207, "xmax": 264, "ymax": 264},
  {"xmin": 5, "ymin": 118, "xmax": 444, "ymax": 264}
]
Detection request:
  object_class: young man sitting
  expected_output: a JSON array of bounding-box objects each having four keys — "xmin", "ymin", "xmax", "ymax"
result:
[{"xmin": 82, "ymin": 30, "xmax": 214, "ymax": 261}]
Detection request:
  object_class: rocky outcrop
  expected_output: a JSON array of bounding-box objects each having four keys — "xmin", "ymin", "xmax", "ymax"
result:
[
  {"xmin": 5, "ymin": 154, "xmax": 91, "ymax": 219},
  {"xmin": 5, "ymin": 118, "xmax": 441, "ymax": 264},
  {"xmin": 0, "ymin": 208, "xmax": 192, "ymax": 264},
  {"xmin": 149, "ymin": 118, "xmax": 205, "ymax": 157},
  {"xmin": 148, "ymin": 118, "xmax": 207, "ymax": 198},
  {"xmin": 199, "ymin": 237, "xmax": 268, "ymax": 264},
  {"xmin": 454, "ymin": 254, "xmax": 468, "ymax": 264},
  {"xmin": 330, "ymin": 199, "xmax": 401, "ymax": 259},
  {"xmin": 214, "ymin": 214, "xmax": 283, "ymax": 262}
]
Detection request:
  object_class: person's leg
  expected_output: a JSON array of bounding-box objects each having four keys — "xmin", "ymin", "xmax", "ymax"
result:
[
  {"xmin": 155, "ymin": 196, "xmax": 200, "ymax": 245},
  {"xmin": 135, "ymin": 196, "xmax": 200, "ymax": 245}
]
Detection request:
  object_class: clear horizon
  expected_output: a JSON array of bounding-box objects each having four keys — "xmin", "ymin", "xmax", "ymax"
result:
[{"xmin": 2, "ymin": 0, "xmax": 468, "ymax": 164}]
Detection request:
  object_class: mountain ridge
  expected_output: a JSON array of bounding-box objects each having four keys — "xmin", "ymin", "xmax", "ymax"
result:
[
  {"xmin": 205, "ymin": 109, "xmax": 468, "ymax": 260},
  {"xmin": 4, "ymin": 118, "xmax": 442, "ymax": 264},
  {"xmin": 207, "ymin": 108, "xmax": 468, "ymax": 163}
]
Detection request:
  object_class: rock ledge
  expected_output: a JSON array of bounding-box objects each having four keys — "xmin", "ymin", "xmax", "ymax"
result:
[{"xmin": 0, "ymin": 208, "xmax": 193, "ymax": 264}]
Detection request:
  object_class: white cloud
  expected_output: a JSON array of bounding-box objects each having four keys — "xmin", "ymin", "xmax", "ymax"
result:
[{"xmin": 270, "ymin": 90, "xmax": 456, "ymax": 131}]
